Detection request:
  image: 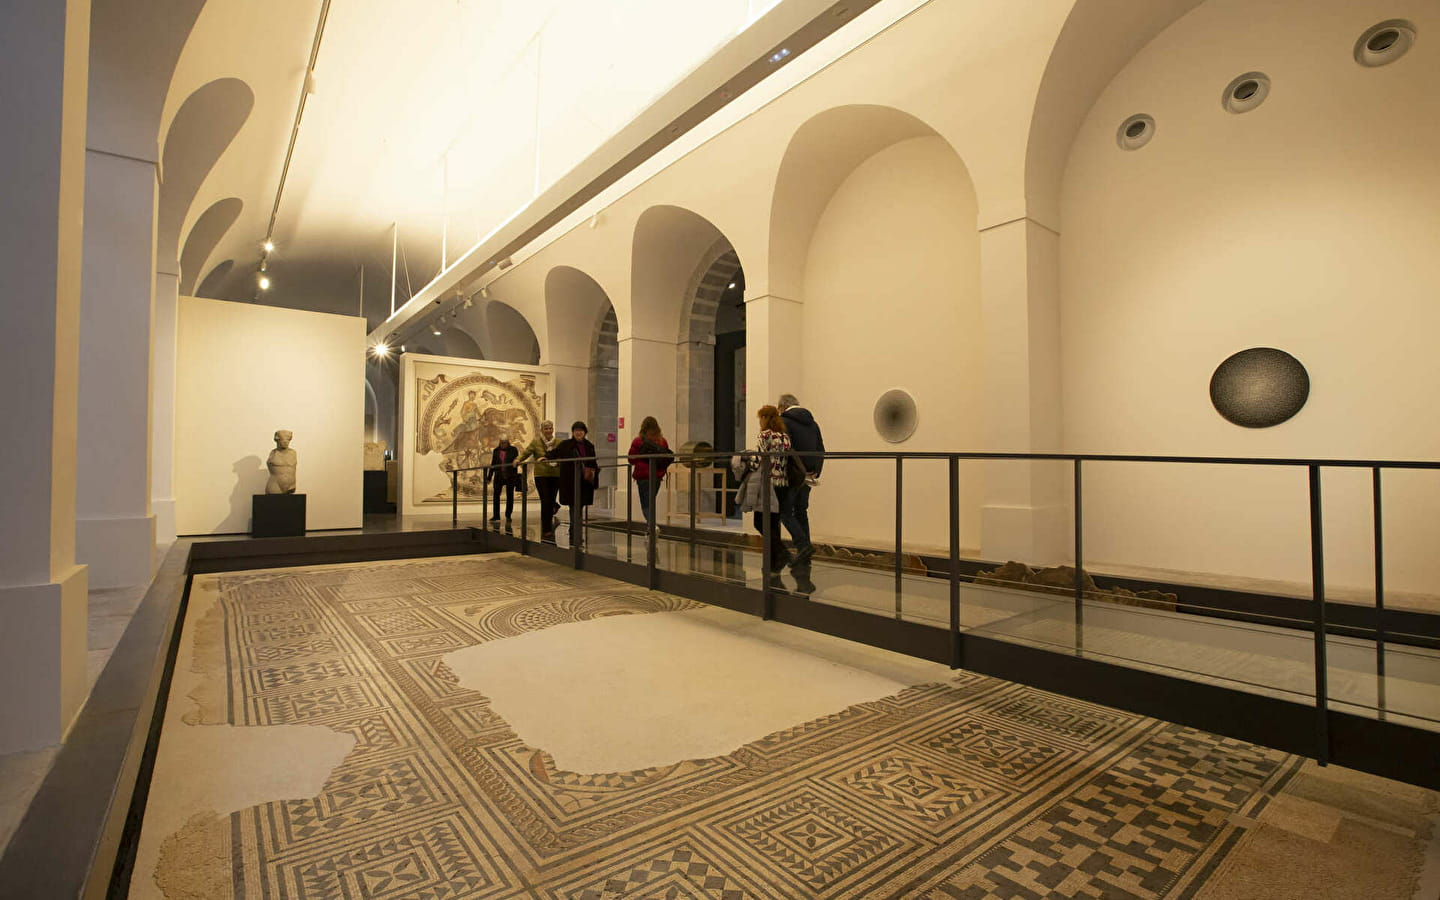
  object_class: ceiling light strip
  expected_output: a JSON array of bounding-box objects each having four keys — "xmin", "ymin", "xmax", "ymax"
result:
[
  {"xmin": 265, "ymin": 0, "xmax": 333, "ymax": 243},
  {"xmin": 371, "ymin": 0, "xmax": 881, "ymax": 340}
]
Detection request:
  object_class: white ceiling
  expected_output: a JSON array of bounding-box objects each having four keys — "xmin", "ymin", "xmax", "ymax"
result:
[{"xmin": 167, "ymin": 0, "xmax": 803, "ymax": 328}]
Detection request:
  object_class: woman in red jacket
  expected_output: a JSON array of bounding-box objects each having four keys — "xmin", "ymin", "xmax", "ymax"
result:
[{"xmin": 627, "ymin": 416, "xmax": 673, "ymax": 528}]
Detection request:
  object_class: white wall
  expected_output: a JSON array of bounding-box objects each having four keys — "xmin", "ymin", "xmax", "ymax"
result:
[
  {"xmin": 800, "ymin": 136, "xmax": 984, "ymax": 553},
  {"xmin": 175, "ymin": 296, "xmax": 365, "ymax": 534},
  {"xmin": 1059, "ymin": 0, "xmax": 1440, "ymax": 592}
]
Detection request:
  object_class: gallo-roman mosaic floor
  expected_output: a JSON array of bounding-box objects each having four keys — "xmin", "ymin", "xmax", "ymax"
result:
[{"xmin": 132, "ymin": 554, "xmax": 1440, "ymax": 899}]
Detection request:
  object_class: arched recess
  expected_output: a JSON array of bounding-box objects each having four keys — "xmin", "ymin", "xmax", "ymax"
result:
[
  {"xmin": 365, "ymin": 364, "xmax": 398, "ymax": 450},
  {"xmin": 88, "ymin": 0, "xmax": 208, "ymax": 160},
  {"xmin": 588, "ymin": 303, "xmax": 619, "ymax": 460},
  {"xmin": 178, "ymin": 197, "xmax": 242, "ymax": 294},
  {"xmin": 544, "ymin": 265, "xmax": 618, "ymax": 484},
  {"xmin": 1056, "ymin": 0, "xmax": 1440, "ymax": 594},
  {"xmin": 363, "ymin": 378, "xmax": 379, "ymax": 442},
  {"xmin": 1024, "ymin": 0, "xmax": 1206, "ymax": 229},
  {"xmin": 631, "ymin": 205, "xmax": 744, "ymax": 447},
  {"xmin": 768, "ymin": 105, "xmax": 937, "ymax": 302},
  {"xmin": 157, "ymin": 78, "xmax": 254, "ymax": 270},
  {"xmin": 441, "ymin": 327, "xmax": 485, "ymax": 360},
  {"xmin": 195, "ymin": 259, "xmax": 234, "ymax": 298},
  {"xmin": 481, "ymin": 300, "xmax": 541, "ymax": 365},
  {"xmin": 769, "ymin": 103, "xmax": 983, "ymax": 552}
]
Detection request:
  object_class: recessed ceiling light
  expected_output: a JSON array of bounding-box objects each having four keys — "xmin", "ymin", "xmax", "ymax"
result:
[
  {"xmin": 1355, "ymin": 19, "xmax": 1417, "ymax": 67},
  {"xmin": 1222, "ymin": 72, "xmax": 1270, "ymax": 113},
  {"xmin": 257, "ymin": 274, "xmax": 271, "ymax": 290},
  {"xmin": 262, "ymin": 240, "xmax": 275, "ymax": 254},
  {"xmin": 729, "ymin": 282, "xmax": 736, "ymax": 288},
  {"xmin": 1116, "ymin": 113, "xmax": 1155, "ymax": 151},
  {"xmin": 768, "ymin": 48, "xmax": 791, "ymax": 63}
]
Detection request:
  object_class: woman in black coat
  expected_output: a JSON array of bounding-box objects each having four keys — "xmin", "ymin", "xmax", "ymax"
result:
[{"xmin": 551, "ymin": 422, "xmax": 600, "ymax": 535}]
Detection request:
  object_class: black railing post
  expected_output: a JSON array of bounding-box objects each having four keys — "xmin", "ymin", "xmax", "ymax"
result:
[
  {"xmin": 451, "ymin": 469, "xmax": 459, "ymax": 528},
  {"xmin": 761, "ymin": 455, "xmax": 773, "ymax": 620},
  {"xmin": 520, "ymin": 463, "xmax": 529, "ymax": 554},
  {"xmin": 894, "ymin": 456, "xmax": 903, "ymax": 621},
  {"xmin": 1309, "ymin": 464, "xmax": 1330, "ymax": 765},
  {"xmin": 1373, "ymin": 466, "xmax": 1386, "ymax": 718},
  {"xmin": 1073, "ymin": 458, "xmax": 1084, "ymax": 656},
  {"xmin": 572, "ymin": 457, "xmax": 583, "ymax": 570},
  {"xmin": 689, "ymin": 462, "xmax": 698, "ymax": 573},
  {"xmin": 949, "ymin": 456, "xmax": 961, "ymax": 669},
  {"xmin": 625, "ymin": 461, "xmax": 634, "ymax": 563},
  {"xmin": 647, "ymin": 465, "xmax": 658, "ymax": 590}
]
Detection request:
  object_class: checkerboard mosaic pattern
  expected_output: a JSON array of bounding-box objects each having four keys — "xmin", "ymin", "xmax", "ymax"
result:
[{"xmin": 154, "ymin": 554, "xmax": 1304, "ymax": 898}]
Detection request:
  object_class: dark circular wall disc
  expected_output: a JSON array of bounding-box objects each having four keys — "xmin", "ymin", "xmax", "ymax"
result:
[
  {"xmin": 874, "ymin": 389, "xmax": 918, "ymax": 442},
  {"xmin": 1209, "ymin": 348, "xmax": 1309, "ymax": 428}
]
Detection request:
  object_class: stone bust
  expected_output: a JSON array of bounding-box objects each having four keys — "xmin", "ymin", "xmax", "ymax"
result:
[{"xmin": 265, "ymin": 430, "xmax": 298, "ymax": 494}]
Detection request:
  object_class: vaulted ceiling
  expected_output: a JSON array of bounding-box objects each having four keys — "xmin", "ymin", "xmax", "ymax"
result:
[{"xmin": 157, "ymin": 0, "xmax": 827, "ymax": 332}]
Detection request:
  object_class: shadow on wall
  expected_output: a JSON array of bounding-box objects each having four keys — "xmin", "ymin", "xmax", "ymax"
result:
[{"xmin": 221, "ymin": 455, "xmax": 266, "ymax": 533}]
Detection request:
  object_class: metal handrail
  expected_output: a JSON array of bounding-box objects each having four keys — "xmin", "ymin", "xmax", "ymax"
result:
[{"xmin": 443, "ymin": 445, "xmax": 1438, "ymax": 767}]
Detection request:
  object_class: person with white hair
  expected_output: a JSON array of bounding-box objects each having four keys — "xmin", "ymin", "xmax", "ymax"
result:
[
  {"xmin": 778, "ymin": 393, "xmax": 824, "ymax": 564},
  {"xmin": 517, "ymin": 420, "xmax": 561, "ymax": 540}
]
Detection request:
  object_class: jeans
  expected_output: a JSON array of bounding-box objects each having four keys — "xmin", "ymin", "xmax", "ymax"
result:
[
  {"xmin": 491, "ymin": 478, "xmax": 514, "ymax": 519},
  {"xmin": 781, "ymin": 482, "xmax": 811, "ymax": 552},
  {"xmin": 535, "ymin": 476, "xmax": 559, "ymax": 534},
  {"xmin": 635, "ymin": 475, "xmax": 662, "ymax": 526},
  {"xmin": 753, "ymin": 484, "xmax": 791, "ymax": 567}
]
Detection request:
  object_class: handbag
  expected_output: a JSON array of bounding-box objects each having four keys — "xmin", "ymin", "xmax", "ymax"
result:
[{"xmin": 784, "ymin": 449, "xmax": 808, "ymax": 488}]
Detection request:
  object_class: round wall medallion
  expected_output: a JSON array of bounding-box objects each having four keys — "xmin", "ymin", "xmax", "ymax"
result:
[
  {"xmin": 1117, "ymin": 113, "xmax": 1156, "ymax": 151},
  {"xmin": 1222, "ymin": 72, "xmax": 1271, "ymax": 113},
  {"xmin": 873, "ymin": 389, "xmax": 918, "ymax": 443},
  {"xmin": 1355, "ymin": 19, "xmax": 1417, "ymax": 67},
  {"xmin": 1209, "ymin": 348, "xmax": 1310, "ymax": 428}
]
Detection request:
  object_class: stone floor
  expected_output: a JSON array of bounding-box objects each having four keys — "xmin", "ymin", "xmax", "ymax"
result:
[{"xmin": 131, "ymin": 553, "xmax": 1440, "ymax": 899}]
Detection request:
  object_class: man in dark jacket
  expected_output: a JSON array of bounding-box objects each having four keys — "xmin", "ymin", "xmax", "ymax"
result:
[
  {"xmin": 779, "ymin": 394, "xmax": 823, "ymax": 564},
  {"xmin": 489, "ymin": 434, "xmax": 521, "ymax": 524}
]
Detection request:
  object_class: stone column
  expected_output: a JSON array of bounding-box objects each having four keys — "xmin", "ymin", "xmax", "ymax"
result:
[
  {"xmin": 978, "ymin": 218, "xmax": 1067, "ymax": 564},
  {"xmin": 151, "ymin": 270, "xmax": 179, "ymax": 542},
  {"xmin": 616, "ymin": 336, "xmax": 678, "ymax": 520},
  {"xmin": 742, "ymin": 294, "xmax": 803, "ymax": 416},
  {"xmin": 545, "ymin": 361, "xmax": 603, "ymax": 506},
  {"xmin": 76, "ymin": 149, "xmax": 159, "ymax": 582},
  {"xmin": 0, "ymin": 0, "xmax": 92, "ymax": 754}
]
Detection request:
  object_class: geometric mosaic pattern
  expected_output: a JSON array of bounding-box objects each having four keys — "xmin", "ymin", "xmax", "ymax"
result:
[{"xmin": 158, "ymin": 553, "xmax": 1310, "ymax": 899}]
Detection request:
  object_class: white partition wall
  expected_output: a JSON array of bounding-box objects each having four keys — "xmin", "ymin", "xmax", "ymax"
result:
[{"xmin": 174, "ymin": 297, "xmax": 365, "ymax": 535}]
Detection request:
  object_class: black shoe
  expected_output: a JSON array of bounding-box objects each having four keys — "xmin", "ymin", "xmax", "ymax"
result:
[
  {"xmin": 489, "ymin": 517, "xmax": 501, "ymax": 524},
  {"xmin": 769, "ymin": 552, "xmax": 792, "ymax": 574},
  {"xmin": 793, "ymin": 545, "xmax": 815, "ymax": 565}
]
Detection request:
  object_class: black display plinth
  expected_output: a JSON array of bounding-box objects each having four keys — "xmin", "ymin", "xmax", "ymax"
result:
[
  {"xmin": 252, "ymin": 493, "xmax": 306, "ymax": 537},
  {"xmin": 363, "ymin": 470, "xmax": 394, "ymax": 513}
]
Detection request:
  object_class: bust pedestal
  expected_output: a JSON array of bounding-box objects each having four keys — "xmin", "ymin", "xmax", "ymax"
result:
[{"xmin": 252, "ymin": 493, "xmax": 306, "ymax": 537}]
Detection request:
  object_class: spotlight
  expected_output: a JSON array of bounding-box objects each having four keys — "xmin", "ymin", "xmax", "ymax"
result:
[
  {"xmin": 728, "ymin": 282, "xmax": 736, "ymax": 288},
  {"xmin": 768, "ymin": 48, "xmax": 790, "ymax": 63},
  {"xmin": 480, "ymin": 287, "xmax": 489, "ymax": 299},
  {"xmin": 373, "ymin": 343, "xmax": 389, "ymax": 357},
  {"xmin": 257, "ymin": 274, "xmax": 272, "ymax": 290},
  {"xmin": 432, "ymin": 326, "xmax": 442, "ymax": 335},
  {"xmin": 262, "ymin": 240, "xmax": 275, "ymax": 254},
  {"xmin": 462, "ymin": 296, "xmax": 473, "ymax": 309}
]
